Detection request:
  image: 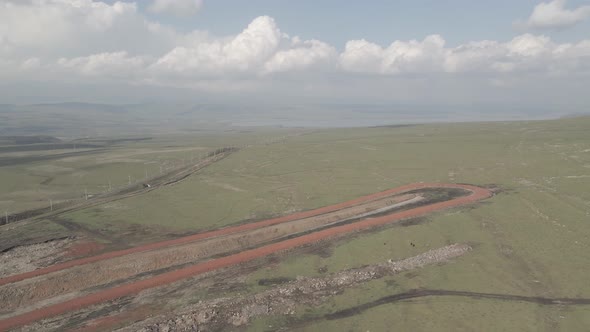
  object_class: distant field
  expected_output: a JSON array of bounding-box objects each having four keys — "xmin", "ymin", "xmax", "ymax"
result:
[
  {"xmin": 0, "ymin": 128, "xmax": 302, "ymax": 219},
  {"xmin": 1, "ymin": 116, "xmax": 590, "ymax": 330}
]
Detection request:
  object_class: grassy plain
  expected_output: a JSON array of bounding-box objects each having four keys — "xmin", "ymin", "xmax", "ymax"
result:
[
  {"xmin": 3, "ymin": 116, "xmax": 590, "ymax": 330},
  {"xmin": 0, "ymin": 129, "xmax": 296, "ymax": 217},
  {"xmin": 243, "ymin": 117, "xmax": 590, "ymax": 331}
]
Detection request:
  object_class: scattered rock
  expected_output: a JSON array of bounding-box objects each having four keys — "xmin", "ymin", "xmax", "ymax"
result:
[{"xmin": 119, "ymin": 243, "xmax": 471, "ymax": 332}]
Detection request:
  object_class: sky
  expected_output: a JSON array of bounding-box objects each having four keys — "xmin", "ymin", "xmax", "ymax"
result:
[{"xmin": 0, "ymin": 0, "xmax": 589, "ymax": 114}]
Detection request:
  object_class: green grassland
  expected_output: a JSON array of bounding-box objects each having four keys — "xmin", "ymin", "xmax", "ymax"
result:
[
  {"xmin": 243, "ymin": 117, "xmax": 590, "ymax": 331},
  {"xmin": 3, "ymin": 116, "xmax": 590, "ymax": 330},
  {"xmin": 0, "ymin": 128, "xmax": 299, "ymax": 217}
]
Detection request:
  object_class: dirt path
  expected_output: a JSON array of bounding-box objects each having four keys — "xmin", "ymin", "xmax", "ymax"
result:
[
  {"xmin": 0, "ymin": 188, "xmax": 419, "ymax": 287},
  {"xmin": 0, "ymin": 194, "xmax": 420, "ymax": 312},
  {"xmin": 324, "ymin": 289, "xmax": 590, "ymax": 321},
  {"xmin": 0, "ymin": 183, "xmax": 492, "ymax": 331}
]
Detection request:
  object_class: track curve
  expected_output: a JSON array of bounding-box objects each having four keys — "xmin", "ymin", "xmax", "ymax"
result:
[{"xmin": 0, "ymin": 183, "xmax": 492, "ymax": 331}]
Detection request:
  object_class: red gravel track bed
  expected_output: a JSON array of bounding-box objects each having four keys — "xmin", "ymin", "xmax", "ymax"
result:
[{"xmin": 0, "ymin": 183, "xmax": 492, "ymax": 331}]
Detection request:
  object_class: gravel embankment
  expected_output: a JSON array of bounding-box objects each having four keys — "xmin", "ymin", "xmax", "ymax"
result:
[{"xmin": 122, "ymin": 243, "xmax": 471, "ymax": 332}]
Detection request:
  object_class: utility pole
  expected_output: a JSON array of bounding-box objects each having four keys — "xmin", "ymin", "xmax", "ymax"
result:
[
  {"xmin": 49, "ymin": 199, "xmax": 53, "ymax": 211},
  {"xmin": 4, "ymin": 211, "xmax": 7, "ymax": 225},
  {"xmin": 128, "ymin": 175, "xmax": 132, "ymax": 185}
]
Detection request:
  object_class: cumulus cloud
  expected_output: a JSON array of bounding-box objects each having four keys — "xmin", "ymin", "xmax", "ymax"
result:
[
  {"xmin": 0, "ymin": 1, "xmax": 137, "ymax": 47},
  {"xmin": 58, "ymin": 52, "xmax": 147, "ymax": 78},
  {"xmin": 150, "ymin": 17, "xmax": 336, "ymax": 77},
  {"xmin": 1, "ymin": 0, "xmax": 590, "ymax": 98},
  {"xmin": 0, "ymin": 0, "xmax": 177, "ymax": 59},
  {"xmin": 264, "ymin": 39, "xmax": 336, "ymax": 73},
  {"xmin": 521, "ymin": 0, "xmax": 590, "ymax": 29},
  {"xmin": 148, "ymin": 0, "xmax": 203, "ymax": 17},
  {"xmin": 152, "ymin": 16, "xmax": 282, "ymax": 75},
  {"xmin": 339, "ymin": 33, "xmax": 589, "ymax": 76},
  {"xmin": 340, "ymin": 35, "xmax": 447, "ymax": 74}
]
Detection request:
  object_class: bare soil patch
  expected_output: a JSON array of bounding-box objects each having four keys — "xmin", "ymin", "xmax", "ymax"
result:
[
  {"xmin": 0, "ymin": 238, "xmax": 73, "ymax": 279},
  {"xmin": 65, "ymin": 241, "xmax": 105, "ymax": 259}
]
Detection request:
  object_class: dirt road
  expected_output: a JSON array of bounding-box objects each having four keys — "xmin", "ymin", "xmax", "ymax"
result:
[{"xmin": 0, "ymin": 183, "xmax": 492, "ymax": 331}]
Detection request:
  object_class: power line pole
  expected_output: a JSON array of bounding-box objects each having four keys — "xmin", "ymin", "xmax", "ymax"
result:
[{"xmin": 49, "ymin": 199, "xmax": 53, "ymax": 211}]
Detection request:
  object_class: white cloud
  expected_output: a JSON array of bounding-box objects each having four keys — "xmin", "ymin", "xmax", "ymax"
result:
[
  {"xmin": 0, "ymin": 1, "xmax": 137, "ymax": 46},
  {"xmin": 57, "ymin": 52, "xmax": 146, "ymax": 78},
  {"xmin": 85, "ymin": 1, "xmax": 138, "ymax": 31},
  {"xmin": 339, "ymin": 39, "xmax": 384, "ymax": 73},
  {"xmin": 221, "ymin": 16, "xmax": 282, "ymax": 71},
  {"xmin": 0, "ymin": 0, "xmax": 589, "ymax": 104},
  {"xmin": 264, "ymin": 39, "xmax": 336, "ymax": 73},
  {"xmin": 444, "ymin": 41, "xmax": 505, "ymax": 73},
  {"xmin": 152, "ymin": 16, "xmax": 282, "ymax": 75},
  {"xmin": 523, "ymin": 0, "xmax": 590, "ymax": 29},
  {"xmin": 340, "ymin": 35, "xmax": 448, "ymax": 74},
  {"xmin": 148, "ymin": 0, "xmax": 203, "ymax": 17},
  {"xmin": 549, "ymin": 39, "xmax": 590, "ymax": 74},
  {"xmin": 0, "ymin": 0, "xmax": 174, "ymax": 58},
  {"xmin": 340, "ymin": 33, "xmax": 589, "ymax": 76},
  {"xmin": 382, "ymin": 35, "xmax": 447, "ymax": 74},
  {"xmin": 507, "ymin": 34, "xmax": 552, "ymax": 57}
]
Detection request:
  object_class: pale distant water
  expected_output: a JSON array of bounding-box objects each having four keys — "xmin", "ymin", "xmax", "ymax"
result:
[
  {"xmin": 0, "ymin": 102, "xmax": 573, "ymax": 137},
  {"xmin": 225, "ymin": 104, "xmax": 564, "ymax": 128}
]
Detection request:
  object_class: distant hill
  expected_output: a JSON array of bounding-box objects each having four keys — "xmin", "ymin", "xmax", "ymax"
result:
[
  {"xmin": 0, "ymin": 135, "xmax": 61, "ymax": 145},
  {"xmin": 560, "ymin": 112, "xmax": 590, "ymax": 119},
  {"xmin": 0, "ymin": 103, "xmax": 232, "ymax": 137},
  {"xmin": 31, "ymin": 102, "xmax": 131, "ymax": 113}
]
